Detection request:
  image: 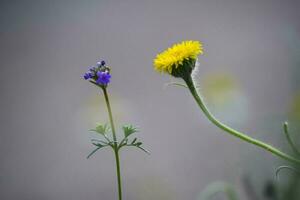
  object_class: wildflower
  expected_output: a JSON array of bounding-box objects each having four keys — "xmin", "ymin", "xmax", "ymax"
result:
[
  {"xmin": 83, "ymin": 59, "xmax": 111, "ymax": 86},
  {"xmin": 83, "ymin": 72, "xmax": 93, "ymax": 80},
  {"xmin": 83, "ymin": 58, "xmax": 148, "ymax": 200},
  {"xmin": 154, "ymin": 40, "xmax": 203, "ymax": 78},
  {"xmin": 154, "ymin": 41, "xmax": 300, "ymax": 165},
  {"xmin": 96, "ymin": 71, "xmax": 111, "ymax": 85},
  {"xmin": 89, "ymin": 66, "xmax": 97, "ymax": 72}
]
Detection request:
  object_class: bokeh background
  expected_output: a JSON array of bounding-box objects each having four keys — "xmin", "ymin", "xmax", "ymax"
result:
[{"xmin": 1, "ymin": 0, "xmax": 300, "ymax": 199}]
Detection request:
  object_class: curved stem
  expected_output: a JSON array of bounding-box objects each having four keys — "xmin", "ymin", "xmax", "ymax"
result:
[
  {"xmin": 102, "ymin": 87, "xmax": 123, "ymax": 200},
  {"xmin": 184, "ymin": 75, "xmax": 300, "ymax": 165},
  {"xmin": 283, "ymin": 122, "xmax": 300, "ymax": 156},
  {"xmin": 276, "ymin": 165, "xmax": 300, "ymax": 181}
]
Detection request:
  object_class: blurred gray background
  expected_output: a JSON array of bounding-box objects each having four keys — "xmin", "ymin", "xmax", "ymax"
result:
[{"xmin": 1, "ymin": 0, "xmax": 300, "ymax": 199}]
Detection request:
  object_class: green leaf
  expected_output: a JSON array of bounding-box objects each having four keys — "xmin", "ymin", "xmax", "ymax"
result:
[
  {"xmin": 92, "ymin": 143, "xmax": 105, "ymax": 147},
  {"xmin": 86, "ymin": 143, "xmax": 107, "ymax": 159},
  {"xmin": 91, "ymin": 139, "xmax": 108, "ymax": 145},
  {"xmin": 131, "ymin": 138, "xmax": 137, "ymax": 144},
  {"xmin": 119, "ymin": 138, "xmax": 150, "ymax": 154},
  {"xmin": 135, "ymin": 146, "xmax": 150, "ymax": 154},
  {"xmin": 122, "ymin": 138, "xmax": 128, "ymax": 145},
  {"xmin": 87, "ymin": 147, "xmax": 101, "ymax": 159},
  {"xmin": 87, "ymin": 143, "xmax": 110, "ymax": 159},
  {"xmin": 90, "ymin": 124, "xmax": 110, "ymax": 135},
  {"xmin": 135, "ymin": 142, "xmax": 142, "ymax": 146},
  {"xmin": 122, "ymin": 124, "xmax": 138, "ymax": 138}
]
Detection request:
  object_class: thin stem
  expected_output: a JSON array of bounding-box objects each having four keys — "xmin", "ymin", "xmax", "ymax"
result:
[
  {"xmin": 87, "ymin": 146, "xmax": 102, "ymax": 159},
  {"xmin": 102, "ymin": 87, "xmax": 123, "ymax": 200},
  {"xmin": 184, "ymin": 75, "xmax": 300, "ymax": 165},
  {"xmin": 283, "ymin": 122, "xmax": 300, "ymax": 156},
  {"xmin": 275, "ymin": 165, "xmax": 300, "ymax": 181}
]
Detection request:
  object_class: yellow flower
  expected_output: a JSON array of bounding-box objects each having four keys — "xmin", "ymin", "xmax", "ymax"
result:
[{"xmin": 154, "ymin": 40, "xmax": 203, "ymax": 74}]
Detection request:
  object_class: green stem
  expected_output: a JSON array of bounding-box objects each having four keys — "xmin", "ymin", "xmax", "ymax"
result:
[
  {"xmin": 102, "ymin": 87, "xmax": 123, "ymax": 200},
  {"xmin": 184, "ymin": 75, "xmax": 300, "ymax": 164},
  {"xmin": 283, "ymin": 122, "xmax": 300, "ymax": 156},
  {"xmin": 276, "ymin": 165, "xmax": 300, "ymax": 181}
]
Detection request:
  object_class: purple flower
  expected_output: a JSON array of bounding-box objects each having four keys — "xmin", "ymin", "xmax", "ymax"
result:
[
  {"xmin": 89, "ymin": 66, "xmax": 96, "ymax": 72},
  {"xmin": 96, "ymin": 71, "xmax": 111, "ymax": 85},
  {"xmin": 83, "ymin": 59, "xmax": 110, "ymax": 85},
  {"xmin": 83, "ymin": 72, "xmax": 93, "ymax": 80},
  {"xmin": 96, "ymin": 60, "xmax": 106, "ymax": 67}
]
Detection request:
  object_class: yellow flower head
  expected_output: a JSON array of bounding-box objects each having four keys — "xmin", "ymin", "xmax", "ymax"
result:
[{"xmin": 154, "ymin": 40, "xmax": 203, "ymax": 75}]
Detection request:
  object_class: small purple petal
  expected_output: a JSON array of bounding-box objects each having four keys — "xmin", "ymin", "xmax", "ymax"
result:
[
  {"xmin": 96, "ymin": 71, "xmax": 111, "ymax": 85},
  {"xmin": 83, "ymin": 72, "xmax": 90, "ymax": 80},
  {"xmin": 83, "ymin": 71, "xmax": 94, "ymax": 80},
  {"xmin": 89, "ymin": 66, "xmax": 96, "ymax": 72},
  {"xmin": 96, "ymin": 71, "xmax": 102, "ymax": 77}
]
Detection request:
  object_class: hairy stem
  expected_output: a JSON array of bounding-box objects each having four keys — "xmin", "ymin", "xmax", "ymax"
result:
[
  {"xmin": 102, "ymin": 87, "xmax": 123, "ymax": 200},
  {"xmin": 184, "ymin": 75, "xmax": 300, "ymax": 164}
]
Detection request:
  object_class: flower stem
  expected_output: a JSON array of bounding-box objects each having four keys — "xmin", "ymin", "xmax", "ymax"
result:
[
  {"xmin": 184, "ymin": 75, "xmax": 300, "ymax": 164},
  {"xmin": 283, "ymin": 122, "xmax": 300, "ymax": 156},
  {"xmin": 102, "ymin": 87, "xmax": 123, "ymax": 200}
]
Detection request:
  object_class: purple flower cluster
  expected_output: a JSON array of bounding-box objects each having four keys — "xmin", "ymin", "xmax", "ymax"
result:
[
  {"xmin": 96, "ymin": 71, "xmax": 111, "ymax": 85},
  {"xmin": 83, "ymin": 60, "xmax": 111, "ymax": 86}
]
